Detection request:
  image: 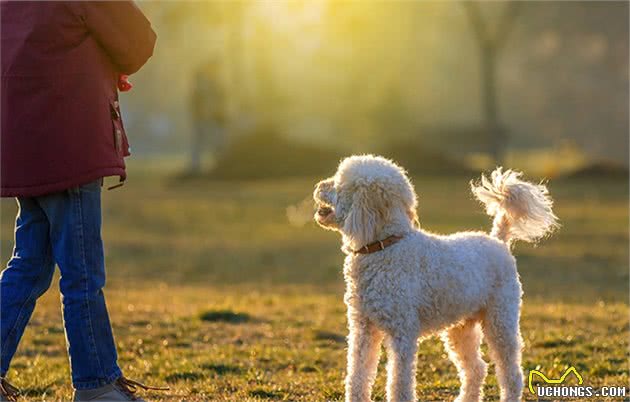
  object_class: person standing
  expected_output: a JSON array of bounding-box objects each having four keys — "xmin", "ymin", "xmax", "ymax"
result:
[
  {"xmin": 1, "ymin": 2, "xmax": 161, "ymax": 401},
  {"xmin": 189, "ymin": 59, "xmax": 228, "ymax": 174}
]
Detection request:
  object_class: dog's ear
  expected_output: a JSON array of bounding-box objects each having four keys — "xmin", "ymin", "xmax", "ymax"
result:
[
  {"xmin": 407, "ymin": 205, "xmax": 420, "ymax": 228},
  {"xmin": 343, "ymin": 184, "xmax": 389, "ymax": 249}
]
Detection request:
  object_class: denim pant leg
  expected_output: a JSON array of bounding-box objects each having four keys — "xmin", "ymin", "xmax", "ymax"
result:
[
  {"xmin": 38, "ymin": 181, "xmax": 121, "ymax": 389},
  {"xmin": 1, "ymin": 197, "xmax": 56, "ymax": 376}
]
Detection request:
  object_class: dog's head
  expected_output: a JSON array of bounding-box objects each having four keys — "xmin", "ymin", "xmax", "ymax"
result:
[{"xmin": 314, "ymin": 155, "xmax": 418, "ymax": 250}]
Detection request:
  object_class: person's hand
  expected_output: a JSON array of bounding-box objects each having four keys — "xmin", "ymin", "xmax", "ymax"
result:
[{"xmin": 118, "ymin": 74, "xmax": 133, "ymax": 92}]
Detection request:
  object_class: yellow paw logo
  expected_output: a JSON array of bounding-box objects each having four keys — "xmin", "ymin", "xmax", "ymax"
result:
[{"xmin": 528, "ymin": 366, "xmax": 584, "ymax": 394}]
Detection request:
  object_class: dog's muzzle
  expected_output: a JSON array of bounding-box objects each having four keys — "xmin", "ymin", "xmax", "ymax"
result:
[{"xmin": 317, "ymin": 206, "xmax": 333, "ymax": 217}]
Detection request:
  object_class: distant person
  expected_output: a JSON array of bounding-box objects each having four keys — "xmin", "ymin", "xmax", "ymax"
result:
[
  {"xmin": 1, "ymin": 2, "xmax": 163, "ymax": 401},
  {"xmin": 189, "ymin": 60, "xmax": 228, "ymax": 173}
]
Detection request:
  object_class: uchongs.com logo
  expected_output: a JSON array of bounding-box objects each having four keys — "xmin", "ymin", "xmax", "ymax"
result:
[{"xmin": 528, "ymin": 366, "xmax": 627, "ymax": 399}]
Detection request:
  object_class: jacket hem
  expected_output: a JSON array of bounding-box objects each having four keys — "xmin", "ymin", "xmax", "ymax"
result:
[{"xmin": 1, "ymin": 167, "xmax": 126, "ymax": 198}]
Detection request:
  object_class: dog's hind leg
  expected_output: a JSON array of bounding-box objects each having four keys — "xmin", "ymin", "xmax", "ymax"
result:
[
  {"xmin": 385, "ymin": 332, "xmax": 419, "ymax": 402},
  {"xmin": 345, "ymin": 317, "xmax": 384, "ymax": 402},
  {"xmin": 482, "ymin": 293, "xmax": 524, "ymax": 402},
  {"xmin": 441, "ymin": 319, "xmax": 488, "ymax": 402}
]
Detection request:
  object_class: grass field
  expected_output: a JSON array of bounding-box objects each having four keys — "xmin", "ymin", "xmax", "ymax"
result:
[{"xmin": 1, "ymin": 162, "xmax": 628, "ymax": 401}]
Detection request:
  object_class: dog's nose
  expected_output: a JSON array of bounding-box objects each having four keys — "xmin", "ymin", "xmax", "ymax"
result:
[{"xmin": 317, "ymin": 206, "xmax": 333, "ymax": 216}]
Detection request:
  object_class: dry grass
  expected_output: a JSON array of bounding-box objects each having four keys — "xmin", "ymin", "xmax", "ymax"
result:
[{"xmin": 1, "ymin": 161, "xmax": 627, "ymax": 401}]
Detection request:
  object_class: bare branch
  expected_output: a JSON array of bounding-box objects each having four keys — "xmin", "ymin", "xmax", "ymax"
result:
[
  {"xmin": 461, "ymin": 1, "xmax": 489, "ymax": 47},
  {"xmin": 494, "ymin": 1, "xmax": 523, "ymax": 50},
  {"xmin": 461, "ymin": 1, "xmax": 523, "ymax": 50}
]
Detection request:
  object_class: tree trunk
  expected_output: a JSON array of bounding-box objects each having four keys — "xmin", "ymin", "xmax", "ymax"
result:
[
  {"xmin": 462, "ymin": 1, "xmax": 521, "ymax": 166},
  {"xmin": 481, "ymin": 45, "xmax": 505, "ymax": 165}
]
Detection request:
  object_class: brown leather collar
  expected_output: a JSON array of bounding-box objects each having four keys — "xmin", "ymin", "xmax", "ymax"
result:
[{"xmin": 353, "ymin": 235, "xmax": 404, "ymax": 255}]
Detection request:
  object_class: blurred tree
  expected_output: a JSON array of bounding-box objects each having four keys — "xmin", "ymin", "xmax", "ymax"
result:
[
  {"xmin": 222, "ymin": 1, "xmax": 248, "ymax": 123},
  {"xmin": 462, "ymin": 1, "xmax": 521, "ymax": 165},
  {"xmin": 130, "ymin": 2, "xmax": 627, "ymax": 166},
  {"xmin": 189, "ymin": 60, "xmax": 228, "ymax": 173}
]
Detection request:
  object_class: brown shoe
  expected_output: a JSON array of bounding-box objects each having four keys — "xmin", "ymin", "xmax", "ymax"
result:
[
  {"xmin": 73, "ymin": 376, "xmax": 169, "ymax": 401},
  {"xmin": 0, "ymin": 378, "xmax": 20, "ymax": 402}
]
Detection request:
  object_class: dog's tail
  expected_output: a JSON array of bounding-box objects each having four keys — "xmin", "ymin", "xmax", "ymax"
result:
[{"xmin": 471, "ymin": 167, "xmax": 559, "ymax": 245}]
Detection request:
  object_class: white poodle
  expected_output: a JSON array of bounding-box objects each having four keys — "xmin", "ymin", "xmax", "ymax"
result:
[{"xmin": 313, "ymin": 155, "xmax": 558, "ymax": 402}]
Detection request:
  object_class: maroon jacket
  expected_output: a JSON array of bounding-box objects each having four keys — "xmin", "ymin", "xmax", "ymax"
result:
[{"xmin": 1, "ymin": 1, "xmax": 156, "ymax": 197}]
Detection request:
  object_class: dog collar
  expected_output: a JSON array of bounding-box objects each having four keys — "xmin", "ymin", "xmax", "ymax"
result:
[{"xmin": 353, "ymin": 235, "xmax": 404, "ymax": 255}]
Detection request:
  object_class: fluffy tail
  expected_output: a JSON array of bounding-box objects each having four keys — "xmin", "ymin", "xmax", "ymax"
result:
[{"xmin": 471, "ymin": 167, "xmax": 559, "ymax": 245}]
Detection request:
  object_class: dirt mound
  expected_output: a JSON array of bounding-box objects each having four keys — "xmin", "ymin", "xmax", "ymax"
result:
[
  {"xmin": 562, "ymin": 161, "xmax": 629, "ymax": 180},
  {"xmin": 381, "ymin": 139, "xmax": 474, "ymax": 176},
  {"xmin": 209, "ymin": 131, "xmax": 343, "ymax": 179},
  {"xmin": 209, "ymin": 133, "xmax": 473, "ymax": 179}
]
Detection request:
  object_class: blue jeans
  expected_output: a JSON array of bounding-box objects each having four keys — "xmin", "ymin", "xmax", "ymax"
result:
[{"xmin": 0, "ymin": 180, "xmax": 121, "ymax": 389}]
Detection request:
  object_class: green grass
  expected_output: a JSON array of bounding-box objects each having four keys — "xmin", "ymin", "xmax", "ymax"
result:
[{"xmin": 1, "ymin": 163, "xmax": 628, "ymax": 401}]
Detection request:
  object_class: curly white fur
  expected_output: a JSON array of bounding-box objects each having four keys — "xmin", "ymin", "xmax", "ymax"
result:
[
  {"xmin": 471, "ymin": 168, "xmax": 559, "ymax": 245},
  {"xmin": 313, "ymin": 155, "xmax": 559, "ymax": 402}
]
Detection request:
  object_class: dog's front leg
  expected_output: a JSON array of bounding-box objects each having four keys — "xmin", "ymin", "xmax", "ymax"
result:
[
  {"xmin": 345, "ymin": 316, "xmax": 384, "ymax": 402},
  {"xmin": 385, "ymin": 334, "xmax": 420, "ymax": 402}
]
